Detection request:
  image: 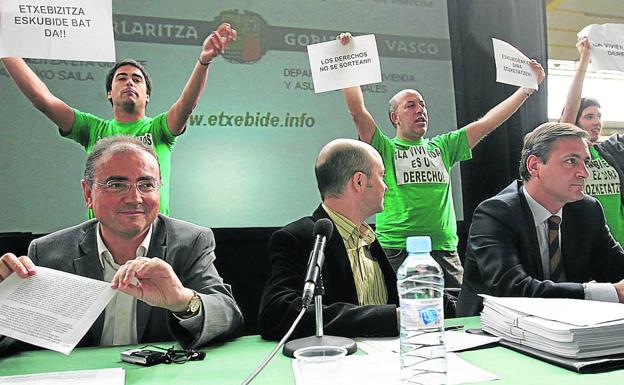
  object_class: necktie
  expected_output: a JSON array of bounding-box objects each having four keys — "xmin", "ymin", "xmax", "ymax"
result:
[{"xmin": 547, "ymin": 215, "xmax": 564, "ymax": 282}]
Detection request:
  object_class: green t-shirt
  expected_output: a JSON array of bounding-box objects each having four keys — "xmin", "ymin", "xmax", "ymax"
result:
[
  {"xmin": 62, "ymin": 109, "xmax": 176, "ymax": 216},
  {"xmin": 586, "ymin": 146, "xmax": 624, "ymax": 245},
  {"xmin": 371, "ymin": 127, "xmax": 472, "ymax": 250}
]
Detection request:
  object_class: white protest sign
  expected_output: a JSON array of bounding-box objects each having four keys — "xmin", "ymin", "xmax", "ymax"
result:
[
  {"xmin": 578, "ymin": 24, "xmax": 624, "ymax": 72},
  {"xmin": 0, "ymin": 0, "xmax": 115, "ymax": 62},
  {"xmin": 307, "ymin": 34, "xmax": 381, "ymax": 94},
  {"xmin": 492, "ymin": 38, "xmax": 537, "ymax": 90}
]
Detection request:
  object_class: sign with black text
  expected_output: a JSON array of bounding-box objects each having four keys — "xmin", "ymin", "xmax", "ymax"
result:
[
  {"xmin": 579, "ymin": 24, "xmax": 624, "ymax": 73},
  {"xmin": 492, "ymin": 38, "xmax": 537, "ymax": 89},
  {"xmin": 0, "ymin": 0, "xmax": 115, "ymax": 62},
  {"xmin": 307, "ymin": 34, "xmax": 381, "ymax": 94}
]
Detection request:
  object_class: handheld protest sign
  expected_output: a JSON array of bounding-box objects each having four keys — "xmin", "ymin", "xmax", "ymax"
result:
[
  {"xmin": 492, "ymin": 38, "xmax": 537, "ymax": 90},
  {"xmin": 0, "ymin": 0, "xmax": 115, "ymax": 62},
  {"xmin": 307, "ymin": 34, "xmax": 381, "ymax": 94},
  {"xmin": 579, "ymin": 23, "xmax": 624, "ymax": 73}
]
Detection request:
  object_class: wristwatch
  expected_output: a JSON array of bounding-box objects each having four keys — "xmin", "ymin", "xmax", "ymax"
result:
[{"xmin": 176, "ymin": 290, "xmax": 201, "ymax": 319}]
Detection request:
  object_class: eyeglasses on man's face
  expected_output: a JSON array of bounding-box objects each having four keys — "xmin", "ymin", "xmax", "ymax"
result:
[{"xmin": 93, "ymin": 179, "xmax": 161, "ymax": 195}]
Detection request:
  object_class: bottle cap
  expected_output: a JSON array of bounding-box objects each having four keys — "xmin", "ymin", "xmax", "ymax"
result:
[{"xmin": 406, "ymin": 236, "xmax": 431, "ymax": 253}]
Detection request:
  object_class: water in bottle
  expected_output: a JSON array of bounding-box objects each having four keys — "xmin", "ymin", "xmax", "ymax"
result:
[{"xmin": 397, "ymin": 236, "xmax": 446, "ymax": 384}]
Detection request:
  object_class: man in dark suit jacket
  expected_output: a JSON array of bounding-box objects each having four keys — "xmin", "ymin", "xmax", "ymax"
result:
[
  {"xmin": 457, "ymin": 122, "xmax": 624, "ymax": 316},
  {"xmin": 259, "ymin": 139, "xmax": 399, "ymax": 340},
  {"xmin": 0, "ymin": 136, "xmax": 242, "ymax": 355}
]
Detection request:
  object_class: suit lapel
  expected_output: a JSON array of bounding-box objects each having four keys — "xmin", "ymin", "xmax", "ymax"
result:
[
  {"xmin": 371, "ymin": 240, "xmax": 399, "ymax": 304},
  {"xmin": 136, "ymin": 216, "xmax": 167, "ymax": 341},
  {"xmin": 74, "ymin": 222, "xmax": 105, "ymax": 346},
  {"xmin": 518, "ymin": 185, "xmax": 545, "ymax": 278}
]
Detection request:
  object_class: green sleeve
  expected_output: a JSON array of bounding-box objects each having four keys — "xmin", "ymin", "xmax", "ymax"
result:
[
  {"xmin": 153, "ymin": 112, "xmax": 176, "ymax": 145},
  {"xmin": 61, "ymin": 109, "xmax": 102, "ymax": 148},
  {"xmin": 371, "ymin": 127, "xmax": 394, "ymax": 159},
  {"xmin": 430, "ymin": 127, "xmax": 472, "ymax": 168}
]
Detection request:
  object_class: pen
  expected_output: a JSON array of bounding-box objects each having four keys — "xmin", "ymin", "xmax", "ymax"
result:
[{"xmin": 444, "ymin": 325, "xmax": 464, "ymax": 331}]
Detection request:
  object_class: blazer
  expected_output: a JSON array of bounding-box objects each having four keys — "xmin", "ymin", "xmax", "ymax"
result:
[
  {"xmin": 0, "ymin": 214, "xmax": 243, "ymax": 356},
  {"xmin": 457, "ymin": 181, "xmax": 624, "ymax": 317},
  {"xmin": 258, "ymin": 205, "xmax": 399, "ymax": 340}
]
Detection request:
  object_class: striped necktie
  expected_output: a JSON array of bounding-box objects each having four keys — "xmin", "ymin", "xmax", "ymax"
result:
[{"xmin": 547, "ymin": 215, "xmax": 564, "ymax": 282}]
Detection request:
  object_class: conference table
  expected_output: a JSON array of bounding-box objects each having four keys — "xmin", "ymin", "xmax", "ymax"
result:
[{"xmin": 1, "ymin": 317, "xmax": 623, "ymax": 384}]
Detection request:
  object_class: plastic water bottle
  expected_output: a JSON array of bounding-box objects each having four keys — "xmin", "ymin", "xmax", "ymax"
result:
[{"xmin": 397, "ymin": 236, "xmax": 446, "ymax": 384}]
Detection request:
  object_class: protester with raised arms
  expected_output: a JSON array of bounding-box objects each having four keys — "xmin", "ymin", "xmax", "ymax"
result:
[
  {"xmin": 2, "ymin": 23, "xmax": 237, "ymax": 216},
  {"xmin": 339, "ymin": 32, "xmax": 545, "ymax": 287},
  {"xmin": 559, "ymin": 36, "xmax": 624, "ymax": 246}
]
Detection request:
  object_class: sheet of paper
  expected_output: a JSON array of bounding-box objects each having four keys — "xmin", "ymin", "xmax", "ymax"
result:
[
  {"xmin": 492, "ymin": 38, "xmax": 537, "ymax": 89},
  {"xmin": 0, "ymin": 267, "xmax": 115, "ymax": 355},
  {"xmin": 0, "ymin": 368, "xmax": 124, "ymax": 385},
  {"xmin": 356, "ymin": 331, "xmax": 500, "ymax": 354},
  {"xmin": 292, "ymin": 352, "xmax": 498, "ymax": 385},
  {"xmin": 0, "ymin": 0, "xmax": 115, "ymax": 62},
  {"xmin": 480, "ymin": 295, "xmax": 624, "ymax": 326},
  {"xmin": 578, "ymin": 24, "xmax": 624, "ymax": 72},
  {"xmin": 307, "ymin": 34, "xmax": 381, "ymax": 93}
]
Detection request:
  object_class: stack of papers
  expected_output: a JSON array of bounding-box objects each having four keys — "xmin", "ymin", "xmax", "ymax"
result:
[{"xmin": 480, "ymin": 295, "xmax": 624, "ymax": 359}]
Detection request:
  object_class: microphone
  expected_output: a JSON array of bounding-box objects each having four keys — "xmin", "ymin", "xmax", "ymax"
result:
[
  {"xmin": 283, "ymin": 217, "xmax": 355, "ymax": 358},
  {"xmin": 301, "ymin": 218, "xmax": 333, "ymax": 307}
]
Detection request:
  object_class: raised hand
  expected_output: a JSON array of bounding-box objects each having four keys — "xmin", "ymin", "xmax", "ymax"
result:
[
  {"xmin": 577, "ymin": 36, "xmax": 591, "ymax": 62},
  {"xmin": 529, "ymin": 59, "xmax": 545, "ymax": 86},
  {"xmin": 199, "ymin": 23, "xmax": 238, "ymax": 64},
  {"xmin": 337, "ymin": 32, "xmax": 352, "ymax": 45}
]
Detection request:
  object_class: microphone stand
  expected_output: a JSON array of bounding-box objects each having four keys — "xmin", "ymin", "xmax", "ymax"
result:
[{"xmin": 282, "ymin": 274, "xmax": 357, "ymax": 357}]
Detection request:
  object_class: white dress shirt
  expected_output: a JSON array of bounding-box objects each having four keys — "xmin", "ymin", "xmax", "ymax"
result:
[{"xmin": 97, "ymin": 224, "xmax": 152, "ymax": 346}]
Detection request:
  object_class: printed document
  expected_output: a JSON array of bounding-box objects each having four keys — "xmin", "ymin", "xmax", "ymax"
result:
[
  {"xmin": 292, "ymin": 352, "xmax": 498, "ymax": 385},
  {"xmin": 0, "ymin": 368, "xmax": 124, "ymax": 385},
  {"xmin": 0, "ymin": 267, "xmax": 115, "ymax": 355},
  {"xmin": 356, "ymin": 330, "xmax": 500, "ymax": 354}
]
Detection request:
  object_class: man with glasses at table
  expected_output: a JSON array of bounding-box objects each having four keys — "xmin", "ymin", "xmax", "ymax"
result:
[{"xmin": 0, "ymin": 135, "xmax": 242, "ymax": 355}]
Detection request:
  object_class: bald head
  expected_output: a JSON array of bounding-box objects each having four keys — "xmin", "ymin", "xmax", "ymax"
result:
[
  {"xmin": 315, "ymin": 138, "xmax": 382, "ymax": 200},
  {"xmin": 388, "ymin": 88, "xmax": 423, "ymax": 128}
]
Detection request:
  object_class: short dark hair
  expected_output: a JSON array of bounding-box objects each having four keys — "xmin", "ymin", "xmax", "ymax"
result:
[
  {"xmin": 105, "ymin": 59, "xmax": 152, "ymax": 106},
  {"xmin": 83, "ymin": 135, "xmax": 159, "ymax": 185},
  {"xmin": 575, "ymin": 97, "xmax": 601, "ymax": 126},
  {"xmin": 519, "ymin": 122, "xmax": 587, "ymax": 181},
  {"xmin": 315, "ymin": 141, "xmax": 375, "ymax": 200}
]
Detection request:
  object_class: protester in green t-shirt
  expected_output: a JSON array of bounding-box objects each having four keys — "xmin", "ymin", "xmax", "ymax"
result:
[
  {"xmin": 559, "ymin": 36, "xmax": 624, "ymax": 246},
  {"xmin": 1, "ymin": 23, "xmax": 237, "ymax": 216},
  {"xmin": 339, "ymin": 32, "xmax": 545, "ymax": 287}
]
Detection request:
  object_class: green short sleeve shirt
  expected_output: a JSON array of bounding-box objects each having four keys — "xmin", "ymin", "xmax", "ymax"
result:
[{"xmin": 371, "ymin": 127, "xmax": 472, "ymax": 250}]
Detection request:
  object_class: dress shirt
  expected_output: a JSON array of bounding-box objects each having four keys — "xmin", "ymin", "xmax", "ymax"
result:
[
  {"xmin": 97, "ymin": 223, "xmax": 151, "ymax": 345},
  {"xmin": 522, "ymin": 188, "xmax": 617, "ymax": 302},
  {"xmin": 323, "ymin": 204, "xmax": 388, "ymax": 305}
]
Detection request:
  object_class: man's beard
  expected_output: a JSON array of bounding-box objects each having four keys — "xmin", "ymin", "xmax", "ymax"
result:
[{"xmin": 119, "ymin": 99, "xmax": 137, "ymax": 114}]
